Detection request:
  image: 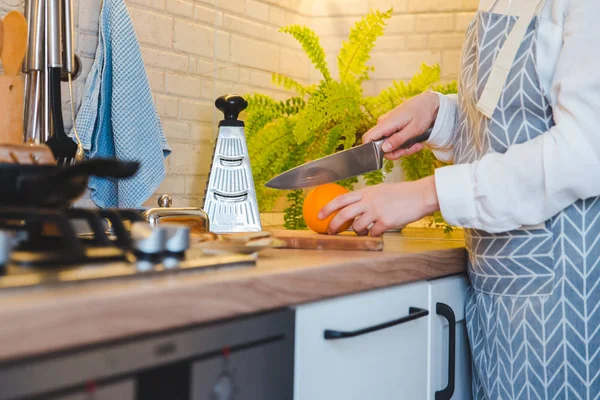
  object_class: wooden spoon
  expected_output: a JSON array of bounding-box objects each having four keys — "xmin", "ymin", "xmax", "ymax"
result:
[
  {"xmin": 0, "ymin": 11, "xmax": 27, "ymax": 144},
  {"xmin": 1, "ymin": 11, "xmax": 27, "ymax": 76}
]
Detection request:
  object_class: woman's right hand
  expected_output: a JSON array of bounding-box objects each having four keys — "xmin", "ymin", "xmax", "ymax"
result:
[{"xmin": 363, "ymin": 92, "xmax": 440, "ymax": 160}]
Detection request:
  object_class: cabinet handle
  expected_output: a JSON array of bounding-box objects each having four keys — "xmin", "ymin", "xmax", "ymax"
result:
[
  {"xmin": 435, "ymin": 302, "xmax": 456, "ymax": 400},
  {"xmin": 323, "ymin": 307, "xmax": 429, "ymax": 340}
]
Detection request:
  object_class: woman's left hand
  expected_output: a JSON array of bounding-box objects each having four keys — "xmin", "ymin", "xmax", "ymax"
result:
[{"xmin": 318, "ymin": 176, "xmax": 440, "ymax": 236}]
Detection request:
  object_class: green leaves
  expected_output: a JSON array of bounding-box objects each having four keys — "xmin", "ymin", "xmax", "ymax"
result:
[
  {"xmin": 271, "ymin": 73, "xmax": 314, "ymax": 96},
  {"xmin": 244, "ymin": 9, "xmax": 458, "ymax": 231},
  {"xmin": 247, "ymin": 115, "xmax": 300, "ymax": 211},
  {"xmin": 364, "ymin": 63, "xmax": 445, "ymax": 121},
  {"xmin": 284, "ymin": 190, "xmax": 307, "ymax": 230},
  {"xmin": 280, "ymin": 25, "xmax": 331, "ymax": 81},
  {"xmin": 338, "ymin": 7, "xmax": 393, "ymax": 84},
  {"xmin": 292, "ymin": 80, "xmax": 362, "ymax": 146}
]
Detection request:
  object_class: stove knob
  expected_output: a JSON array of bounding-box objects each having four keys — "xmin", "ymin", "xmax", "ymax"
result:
[
  {"xmin": 0, "ymin": 231, "xmax": 16, "ymax": 266},
  {"xmin": 130, "ymin": 222, "xmax": 166, "ymax": 255},
  {"xmin": 163, "ymin": 224, "xmax": 190, "ymax": 254},
  {"xmin": 158, "ymin": 194, "xmax": 172, "ymax": 208}
]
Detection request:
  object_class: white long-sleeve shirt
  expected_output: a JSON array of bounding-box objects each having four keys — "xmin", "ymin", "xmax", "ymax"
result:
[{"xmin": 428, "ymin": 0, "xmax": 600, "ymax": 233}]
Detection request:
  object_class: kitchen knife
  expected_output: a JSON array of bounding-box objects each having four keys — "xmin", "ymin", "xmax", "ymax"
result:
[{"xmin": 265, "ymin": 128, "xmax": 432, "ymax": 189}]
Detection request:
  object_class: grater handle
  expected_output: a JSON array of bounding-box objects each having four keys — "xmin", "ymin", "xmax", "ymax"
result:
[{"xmin": 215, "ymin": 94, "xmax": 247, "ymax": 123}]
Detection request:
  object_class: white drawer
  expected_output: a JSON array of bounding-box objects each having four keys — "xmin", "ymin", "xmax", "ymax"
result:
[{"xmin": 294, "ymin": 281, "xmax": 430, "ymax": 400}]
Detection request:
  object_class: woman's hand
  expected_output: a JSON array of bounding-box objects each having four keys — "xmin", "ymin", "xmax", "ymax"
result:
[
  {"xmin": 318, "ymin": 176, "xmax": 441, "ymax": 236},
  {"xmin": 363, "ymin": 92, "xmax": 440, "ymax": 160}
]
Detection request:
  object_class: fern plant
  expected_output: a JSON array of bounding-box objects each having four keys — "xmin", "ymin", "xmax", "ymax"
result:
[{"xmin": 244, "ymin": 7, "xmax": 457, "ymax": 231}]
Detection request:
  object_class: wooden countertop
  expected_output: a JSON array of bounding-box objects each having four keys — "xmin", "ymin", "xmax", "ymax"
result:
[{"xmin": 0, "ymin": 228, "xmax": 466, "ymax": 364}]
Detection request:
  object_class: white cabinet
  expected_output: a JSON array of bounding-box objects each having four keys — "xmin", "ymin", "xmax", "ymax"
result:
[
  {"xmin": 427, "ymin": 274, "xmax": 472, "ymax": 400},
  {"xmin": 293, "ymin": 281, "xmax": 431, "ymax": 400},
  {"xmin": 293, "ymin": 274, "xmax": 472, "ymax": 400}
]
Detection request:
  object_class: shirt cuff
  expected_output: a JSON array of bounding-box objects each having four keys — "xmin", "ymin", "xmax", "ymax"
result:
[
  {"xmin": 426, "ymin": 92, "xmax": 457, "ymax": 149},
  {"xmin": 434, "ymin": 163, "xmax": 478, "ymax": 227}
]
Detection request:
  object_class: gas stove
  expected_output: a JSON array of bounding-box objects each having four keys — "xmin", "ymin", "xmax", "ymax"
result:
[{"xmin": 0, "ymin": 204, "xmax": 255, "ymax": 290}]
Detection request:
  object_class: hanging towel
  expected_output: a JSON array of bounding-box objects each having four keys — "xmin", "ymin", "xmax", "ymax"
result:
[{"xmin": 71, "ymin": 0, "xmax": 171, "ymax": 209}]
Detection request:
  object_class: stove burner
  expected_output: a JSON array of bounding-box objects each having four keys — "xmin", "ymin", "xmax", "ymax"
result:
[
  {"xmin": 0, "ymin": 206, "xmax": 257, "ymax": 290},
  {"xmin": 0, "ymin": 207, "xmax": 137, "ymax": 268}
]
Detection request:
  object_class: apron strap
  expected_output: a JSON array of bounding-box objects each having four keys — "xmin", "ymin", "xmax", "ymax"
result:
[
  {"xmin": 476, "ymin": 0, "xmax": 545, "ymax": 118},
  {"xmin": 479, "ymin": 0, "xmax": 501, "ymax": 12}
]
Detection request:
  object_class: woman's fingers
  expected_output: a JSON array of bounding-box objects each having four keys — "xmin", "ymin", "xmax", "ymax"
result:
[
  {"xmin": 318, "ymin": 191, "xmax": 363, "ymax": 220},
  {"xmin": 369, "ymin": 221, "xmax": 388, "ymax": 237},
  {"xmin": 352, "ymin": 212, "xmax": 376, "ymax": 236},
  {"xmin": 384, "ymin": 143, "xmax": 424, "ymax": 160},
  {"xmin": 363, "ymin": 114, "xmax": 409, "ymax": 144},
  {"xmin": 327, "ymin": 202, "xmax": 367, "ymax": 234},
  {"xmin": 406, "ymin": 143, "xmax": 424, "ymax": 155},
  {"xmin": 379, "ymin": 119, "xmax": 426, "ymax": 153}
]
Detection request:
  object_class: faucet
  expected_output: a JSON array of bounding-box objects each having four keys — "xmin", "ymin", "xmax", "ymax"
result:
[{"xmin": 142, "ymin": 194, "xmax": 211, "ymax": 236}]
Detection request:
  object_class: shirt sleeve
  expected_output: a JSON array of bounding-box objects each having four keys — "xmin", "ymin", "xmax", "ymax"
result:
[
  {"xmin": 425, "ymin": 92, "xmax": 459, "ymax": 163},
  {"xmin": 433, "ymin": 0, "xmax": 600, "ymax": 233}
]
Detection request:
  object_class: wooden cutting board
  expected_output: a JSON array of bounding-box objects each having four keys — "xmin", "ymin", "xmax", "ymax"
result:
[{"xmin": 269, "ymin": 229, "xmax": 384, "ymax": 251}]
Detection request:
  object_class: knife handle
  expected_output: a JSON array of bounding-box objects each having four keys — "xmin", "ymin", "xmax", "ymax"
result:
[
  {"xmin": 398, "ymin": 127, "xmax": 433, "ymax": 150},
  {"xmin": 374, "ymin": 127, "xmax": 433, "ymax": 153}
]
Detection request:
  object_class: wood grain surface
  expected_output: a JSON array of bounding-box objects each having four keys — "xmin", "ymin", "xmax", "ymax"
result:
[
  {"xmin": 0, "ymin": 143, "xmax": 56, "ymax": 164},
  {"xmin": 0, "ymin": 231, "xmax": 466, "ymax": 363},
  {"xmin": 0, "ymin": 76, "xmax": 24, "ymax": 144}
]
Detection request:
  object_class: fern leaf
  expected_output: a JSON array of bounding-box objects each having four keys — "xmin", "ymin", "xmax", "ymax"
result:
[
  {"xmin": 363, "ymin": 170, "xmax": 385, "ymax": 185},
  {"xmin": 248, "ymin": 116, "xmax": 300, "ymax": 211},
  {"xmin": 292, "ymin": 81, "xmax": 361, "ymax": 145},
  {"xmin": 280, "ymin": 25, "xmax": 331, "ymax": 81},
  {"xmin": 284, "ymin": 190, "xmax": 307, "ymax": 230},
  {"xmin": 338, "ymin": 7, "xmax": 393, "ymax": 83},
  {"xmin": 245, "ymin": 93, "xmax": 279, "ymax": 139},
  {"xmin": 271, "ymin": 73, "xmax": 313, "ymax": 96},
  {"xmin": 383, "ymin": 159, "xmax": 394, "ymax": 174},
  {"xmin": 361, "ymin": 63, "xmax": 446, "ymax": 122},
  {"xmin": 337, "ymin": 176, "xmax": 359, "ymax": 190}
]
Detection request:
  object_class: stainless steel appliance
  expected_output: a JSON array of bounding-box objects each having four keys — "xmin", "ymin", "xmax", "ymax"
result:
[
  {"xmin": 0, "ymin": 308, "xmax": 295, "ymax": 400},
  {"xmin": 203, "ymin": 94, "xmax": 262, "ymax": 234},
  {"xmin": 0, "ymin": 203, "xmax": 254, "ymax": 291}
]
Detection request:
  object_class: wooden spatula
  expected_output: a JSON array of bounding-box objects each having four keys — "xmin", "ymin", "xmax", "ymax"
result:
[
  {"xmin": 0, "ymin": 19, "xmax": 4, "ymax": 58},
  {"xmin": 0, "ymin": 11, "xmax": 27, "ymax": 144},
  {"xmin": 1, "ymin": 11, "xmax": 27, "ymax": 76}
]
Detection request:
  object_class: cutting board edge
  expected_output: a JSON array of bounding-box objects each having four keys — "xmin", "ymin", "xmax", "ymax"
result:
[{"xmin": 268, "ymin": 229, "xmax": 385, "ymax": 251}]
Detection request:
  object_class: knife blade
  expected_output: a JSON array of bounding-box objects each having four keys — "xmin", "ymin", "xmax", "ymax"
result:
[{"xmin": 265, "ymin": 128, "xmax": 432, "ymax": 189}]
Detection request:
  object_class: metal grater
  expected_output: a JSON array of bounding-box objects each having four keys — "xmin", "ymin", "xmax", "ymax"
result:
[{"xmin": 202, "ymin": 94, "xmax": 262, "ymax": 233}]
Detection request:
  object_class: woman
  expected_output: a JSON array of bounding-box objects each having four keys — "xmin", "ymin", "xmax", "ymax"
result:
[{"xmin": 320, "ymin": 0, "xmax": 600, "ymax": 398}]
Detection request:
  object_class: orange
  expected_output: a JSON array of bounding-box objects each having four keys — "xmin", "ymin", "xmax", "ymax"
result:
[{"xmin": 303, "ymin": 183, "xmax": 354, "ymax": 234}]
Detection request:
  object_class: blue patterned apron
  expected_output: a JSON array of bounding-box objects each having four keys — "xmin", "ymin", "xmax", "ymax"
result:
[{"xmin": 455, "ymin": 1, "xmax": 600, "ymax": 398}]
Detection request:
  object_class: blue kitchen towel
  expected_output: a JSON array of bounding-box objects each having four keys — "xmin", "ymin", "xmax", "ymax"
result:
[{"xmin": 71, "ymin": 0, "xmax": 171, "ymax": 208}]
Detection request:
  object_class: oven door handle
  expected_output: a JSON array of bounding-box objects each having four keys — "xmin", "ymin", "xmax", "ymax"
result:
[{"xmin": 323, "ymin": 307, "xmax": 429, "ymax": 340}]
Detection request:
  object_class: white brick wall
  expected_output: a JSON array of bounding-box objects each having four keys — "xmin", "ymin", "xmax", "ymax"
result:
[
  {"xmin": 308, "ymin": 0, "xmax": 477, "ymax": 93},
  {"xmin": 0, "ymin": 0, "xmax": 476, "ymax": 210}
]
